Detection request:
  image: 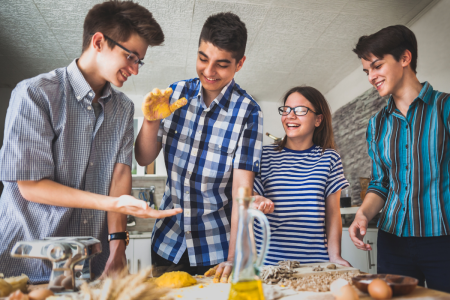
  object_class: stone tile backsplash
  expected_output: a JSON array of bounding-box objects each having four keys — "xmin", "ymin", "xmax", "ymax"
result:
[{"xmin": 332, "ymin": 87, "xmax": 388, "ymax": 206}]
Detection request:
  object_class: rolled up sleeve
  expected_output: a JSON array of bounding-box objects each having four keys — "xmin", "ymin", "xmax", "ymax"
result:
[
  {"xmin": 115, "ymin": 105, "xmax": 134, "ymax": 167},
  {"xmin": 233, "ymin": 106, "xmax": 263, "ymax": 173},
  {"xmin": 0, "ymin": 83, "xmax": 55, "ymax": 181}
]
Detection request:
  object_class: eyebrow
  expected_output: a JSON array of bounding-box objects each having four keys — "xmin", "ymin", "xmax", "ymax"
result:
[
  {"xmin": 198, "ymin": 51, "xmax": 232, "ymax": 64},
  {"xmin": 363, "ymin": 59, "xmax": 381, "ymax": 72}
]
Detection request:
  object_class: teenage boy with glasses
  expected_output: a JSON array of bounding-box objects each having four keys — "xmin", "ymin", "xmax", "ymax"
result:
[
  {"xmin": 349, "ymin": 25, "xmax": 450, "ymax": 292},
  {"xmin": 135, "ymin": 12, "xmax": 264, "ymax": 281},
  {"xmin": 0, "ymin": 1, "xmax": 181, "ymax": 283}
]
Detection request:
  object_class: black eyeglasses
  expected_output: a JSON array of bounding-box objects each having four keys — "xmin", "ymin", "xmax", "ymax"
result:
[
  {"xmin": 103, "ymin": 34, "xmax": 145, "ymax": 69},
  {"xmin": 278, "ymin": 106, "xmax": 318, "ymax": 116}
]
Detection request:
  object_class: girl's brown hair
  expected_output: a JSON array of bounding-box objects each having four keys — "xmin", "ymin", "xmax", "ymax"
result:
[{"xmin": 275, "ymin": 86, "xmax": 336, "ymax": 152}]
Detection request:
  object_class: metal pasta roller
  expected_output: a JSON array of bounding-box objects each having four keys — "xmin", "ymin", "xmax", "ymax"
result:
[{"xmin": 11, "ymin": 236, "xmax": 102, "ymax": 292}]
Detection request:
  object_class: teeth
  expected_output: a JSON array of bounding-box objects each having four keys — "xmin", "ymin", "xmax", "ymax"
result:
[
  {"xmin": 121, "ymin": 71, "xmax": 128, "ymax": 78},
  {"xmin": 206, "ymin": 77, "xmax": 218, "ymax": 81},
  {"xmin": 287, "ymin": 124, "xmax": 299, "ymax": 127},
  {"xmin": 376, "ymin": 81, "xmax": 383, "ymax": 87}
]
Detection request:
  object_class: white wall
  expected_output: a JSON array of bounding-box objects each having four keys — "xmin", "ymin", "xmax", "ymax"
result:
[{"xmin": 325, "ymin": 0, "xmax": 450, "ymax": 113}]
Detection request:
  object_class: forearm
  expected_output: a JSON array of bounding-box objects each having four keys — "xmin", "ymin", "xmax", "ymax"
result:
[
  {"xmin": 356, "ymin": 192, "xmax": 385, "ymax": 223},
  {"xmin": 325, "ymin": 192, "xmax": 343, "ymax": 259},
  {"xmin": 18, "ymin": 179, "xmax": 115, "ymax": 211},
  {"xmin": 134, "ymin": 119, "xmax": 162, "ymax": 166},
  {"xmin": 107, "ymin": 164, "xmax": 132, "ymax": 253}
]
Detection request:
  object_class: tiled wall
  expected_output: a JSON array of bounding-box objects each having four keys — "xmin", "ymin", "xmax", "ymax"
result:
[{"xmin": 332, "ymin": 87, "xmax": 388, "ymax": 206}]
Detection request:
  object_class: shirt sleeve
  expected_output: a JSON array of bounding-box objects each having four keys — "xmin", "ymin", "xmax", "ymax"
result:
[
  {"xmin": 233, "ymin": 106, "xmax": 263, "ymax": 172},
  {"xmin": 0, "ymin": 83, "xmax": 55, "ymax": 181},
  {"xmin": 115, "ymin": 104, "xmax": 134, "ymax": 167},
  {"xmin": 365, "ymin": 119, "xmax": 390, "ymax": 201},
  {"xmin": 325, "ymin": 152, "xmax": 349, "ymax": 198},
  {"xmin": 253, "ymin": 169, "xmax": 264, "ymax": 196}
]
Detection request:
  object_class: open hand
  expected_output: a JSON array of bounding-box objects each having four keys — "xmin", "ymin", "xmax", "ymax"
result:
[
  {"xmin": 349, "ymin": 214, "xmax": 372, "ymax": 251},
  {"xmin": 205, "ymin": 261, "xmax": 233, "ymax": 283},
  {"xmin": 142, "ymin": 87, "xmax": 187, "ymax": 121},
  {"xmin": 252, "ymin": 195, "xmax": 274, "ymax": 214},
  {"xmin": 114, "ymin": 195, "xmax": 182, "ymax": 219}
]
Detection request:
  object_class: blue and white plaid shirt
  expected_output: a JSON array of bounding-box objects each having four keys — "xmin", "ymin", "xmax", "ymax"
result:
[
  {"xmin": 0, "ymin": 60, "xmax": 134, "ymax": 283},
  {"xmin": 152, "ymin": 78, "xmax": 263, "ymax": 266}
]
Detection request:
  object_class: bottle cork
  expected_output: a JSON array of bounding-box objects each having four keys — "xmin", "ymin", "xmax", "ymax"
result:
[{"xmin": 237, "ymin": 187, "xmax": 251, "ymax": 198}]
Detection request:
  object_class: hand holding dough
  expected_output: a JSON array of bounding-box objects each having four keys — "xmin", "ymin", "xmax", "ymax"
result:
[{"xmin": 142, "ymin": 87, "xmax": 187, "ymax": 121}]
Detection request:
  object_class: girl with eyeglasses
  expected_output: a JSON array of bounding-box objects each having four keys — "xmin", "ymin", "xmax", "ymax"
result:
[{"xmin": 253, "ymin": 86, "xmax": 351, "ymax": 266}]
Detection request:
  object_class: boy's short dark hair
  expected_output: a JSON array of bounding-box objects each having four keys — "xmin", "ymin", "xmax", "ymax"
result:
[
  {"xmin": 353, "ymin": 25, "xmax": 418, "ymax": 73},
  {"xmin": 82, "ymin": 0, "xmax": 164, "ymax": 52},
  {"xmin": 199, "ymin": 12, "xmax": 247, "ymax": 62}
]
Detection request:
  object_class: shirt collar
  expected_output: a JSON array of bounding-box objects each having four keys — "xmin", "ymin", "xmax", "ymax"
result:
[
  {"xmin": 386, "ymin": 81, "xmax": 433, "ymax": 114},
  {"xmin": 197, "ymin": 79, "xmax": 234, "ymax": 112},
  {"xmin": 67, "ymin": 59, "xmax": 112, "ymax": 103}
]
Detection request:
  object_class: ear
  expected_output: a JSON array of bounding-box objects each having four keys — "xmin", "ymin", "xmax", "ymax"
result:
[
  {"xmin": 235, "ymin": 55, "xmax": 246, "ymax": 72},
  {"xmin": 91, "ymin": 32, "xmax": 106, "ymax": 53},
  {"xmin": 401, "ymin": 49, "xmax": 412, "ymax": 68},
  {"xmin": 315, "ymin": 114, "xmax": 324, "ymax": 127}
]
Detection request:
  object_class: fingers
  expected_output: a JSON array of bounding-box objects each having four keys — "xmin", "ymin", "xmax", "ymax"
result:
[
  {"xmin": 220, "ymin": 264, "xmax": 232, "ymax": 283},
  {"xmin": 169, "ymin": 97, "xmax": 187, "ymax": 112},
  {"xmin": 204, "ymin": 267, "xmax": 216, "ymax": 277},
  {"xmin": 213, "ymin": 264, "xmax": 224, "ymax": 283},
  {"xmin": 150, "ymin": 208, "xmax": 183, "ymax": 218}
]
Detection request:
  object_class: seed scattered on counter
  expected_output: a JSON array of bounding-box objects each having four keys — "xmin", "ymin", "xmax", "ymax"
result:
[
  {"xmin": 326, "ymin": 264, "xmax": 336, "ymax": 269},
  {"xmin": 312, "ymin": 265, "xmax": 323, "ymax": 272},
  {"xmin": 176, "ymin": 295, "xmax": 182, "ymax": 298}
]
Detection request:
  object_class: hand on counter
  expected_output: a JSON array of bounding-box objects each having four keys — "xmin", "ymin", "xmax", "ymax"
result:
[
  {"xmin": 349, "ymin": 213, "xmax": 372, "ymax": 251},
  {"xmin": 115, "ymin": 195, "xmax": 182, "ymax": 218},
  {"xmin": 142, "ymin": 87, "xmax": 187, "ymax": 121},
  {"xmin": 252, "ymin": 195, "xmax": 274, "ymax": 214},
  {"xmin": 204, "ymin": 261, "xmax": 233, "ymax": 283},
  {"xmin": 101, "ymin": 240, "xmax": 127, "ymax": 279},
  {"xmin": 329, "ymin": 255, "xmax": 352, "ymax": 267}
]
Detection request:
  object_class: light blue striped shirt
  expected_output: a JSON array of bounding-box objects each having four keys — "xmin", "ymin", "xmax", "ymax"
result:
[
  {"xmin": 0, "ymin": 60, "xmax": 134, "ymax": 283},
  {"xmin": 253, "ymin": 145, "xmax": 349, "ymax": 265},
  {"xmin": 366, "ymin": 82, "xmax": 450, "ymax": 237}
]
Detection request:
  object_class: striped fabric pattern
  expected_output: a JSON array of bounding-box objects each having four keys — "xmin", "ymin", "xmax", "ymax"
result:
[
  {"xmin": 366, "ymin": 82, "xmax": 450, "ymax": 237},
  {"xmin": 153, "ymin": 78, "xmax": 263, "ymax": 266},
  {"xmin": 253, "ymin": 145, "xmax": 349, "ymax": 265},
  {"xmin": 0, "ymin": 60, "xmax": 135, "ymax": 283}
]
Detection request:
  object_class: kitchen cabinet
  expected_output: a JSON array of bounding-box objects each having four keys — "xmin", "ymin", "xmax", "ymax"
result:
[
  {"xmin": 341, "ymin": 228, "xmax": 378, "ymax": 274},
  {"xmin": 125, "ymin": 233, "xmax": 153, "ymax": 274}
]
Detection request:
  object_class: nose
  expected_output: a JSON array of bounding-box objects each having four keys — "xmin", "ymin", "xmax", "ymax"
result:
[
  {"xmin": 204, "ymin": 62, "xmax": 215, "ymax": 77},
  {"xmin": 129, "ymin": 63, "xmax": 139, "ymax": 76},
  {"xmin": 368, "ymin": 70, "xmax": 377, "ymax": 84},
  {"xmin": 286, "ymin": 110, "xmax": 297, "ymax": 119}
]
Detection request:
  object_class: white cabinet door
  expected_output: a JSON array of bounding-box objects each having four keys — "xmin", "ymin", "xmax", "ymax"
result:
[
  {"xmin": 364, "ymin": 231, "xmax": 378, "ymax": 274},
  {"xmin": 341, "ymin": 228, "xmax": 369, "ymax": 273},
  {"xmin": 133, "ymin": 238, "xmax": 152, "ymax": 273},
  {"xmin": 125, "ymin": 239, "xmax": 135, "ymax": 273}
]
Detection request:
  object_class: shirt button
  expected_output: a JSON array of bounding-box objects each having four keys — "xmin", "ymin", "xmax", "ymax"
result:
[
  {"xmin": 197, "ymin": 130, "xmax": 201, "ymax": 134},
  {"xmin": 405, "ymin": 144, "xmax": 408, "ymax": 149},
  {"xmin": 406, "ymin": 125, "xmax": 409, "ymax": 128},
  {"xmin": 90, "ymin": 162, "xmax": 93, "ymax": 166},
  {"xmin": 405, "ymin": 186, "xmax": 408, "ymax": 190},
  {"xmin": 88, "ymin": 92, "xmax": 93, "ymax": 97},
  {"xmin": 175, "ymin": 130, "xmax": 178, "ymax": 134},
  {"xmin": 83, "ymin": 220, "xmax": 88, "ymax": 224},
  {"xmin": 76, "ymin": 96, "xmax": 81, "ymax": 100},
  {"xmin": 186, "ymin": 231, "xmax": 191, "ymax": 235},
  {"xmin": 188, "ymin": 171, "xmax": 192, "ymax": 175},
  {"xmin": 405, "ymin": 166, "xmax": 408, "ymax": 170},
  {"xmin": 403, "ymin": 207, "xmax": 406, "ymax": 211},
  {"xmin": 87, "ymin": 106, "xmax": 92, "ymax": 110},
  {"xmin": 256, "ymin": 162, "xmax": 259, "ymax": 167},
  {"xmin": 185, "ymin": 211, "xmax": 190, "ymax": 217},
  {"xmin": 185, "ymin": 191, "xmax": 189, "ymax": 194}
]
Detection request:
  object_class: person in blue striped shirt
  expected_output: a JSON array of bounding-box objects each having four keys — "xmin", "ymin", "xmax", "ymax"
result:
[
  {"xmin": 349, "ymin": 25, "xmax": 450, "ymax": 292},
  {"xmin": 253, "ymin": 86, "xmax": 351, "ymax": 266}
]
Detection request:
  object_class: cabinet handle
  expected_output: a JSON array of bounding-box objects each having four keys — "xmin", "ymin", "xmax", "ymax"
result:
[
  {"xmin": 137, "ymin": 259, "xmax": 141, "ymax": 272},
  {"xmin": 367, "ymin": 240, "xmax": 376, "ymax": 269}
]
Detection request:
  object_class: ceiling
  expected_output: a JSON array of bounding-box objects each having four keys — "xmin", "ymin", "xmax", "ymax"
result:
[{"xmin": 0, "ymin": 0, "xmax": 436, "ymax": 103}]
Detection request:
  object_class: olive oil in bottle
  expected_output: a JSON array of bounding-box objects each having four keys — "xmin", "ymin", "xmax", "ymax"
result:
[{"xmin": 228, "ymin": 280, "xmax": 264, "ymax": 300}]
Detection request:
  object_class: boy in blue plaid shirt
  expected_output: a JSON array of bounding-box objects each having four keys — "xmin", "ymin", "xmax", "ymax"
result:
[{"xmin": 135, "ymin": 12, "xmax": 263, "ymax": 280}]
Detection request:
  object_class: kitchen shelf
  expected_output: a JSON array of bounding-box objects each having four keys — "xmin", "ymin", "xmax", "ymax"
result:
[{"xmin": 340, "ymin": 207, "xmax": 360, "ymax": 214}]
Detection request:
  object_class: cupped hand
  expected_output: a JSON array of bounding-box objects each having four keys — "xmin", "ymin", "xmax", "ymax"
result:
[
  {"xmin": 349, "ymin": 214, "xmax": 371, "ymax": 251},
  {"xmin": 142, "ymin": 87, "xmax": 187, "ymax": 121},
  {"xmin": 115, "ymin": 195, "xmax": 182, "ymax": 218},
  {"xmin": 252, "ymin": 195, "xmax": 275, "ymax": 214}
]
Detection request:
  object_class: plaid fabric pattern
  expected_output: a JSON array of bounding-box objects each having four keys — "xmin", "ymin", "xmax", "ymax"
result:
[
  {"xmin": 0, "ymin": 60, "xmax": 134, "ymax": 283},
  {"xmin": 153, "ymin": 78, "xmax": 263, "ymax": 266}
]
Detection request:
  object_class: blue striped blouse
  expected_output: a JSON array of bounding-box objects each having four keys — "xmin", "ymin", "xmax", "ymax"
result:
[
  {"xmin": 366, "ymin": 82, "xmax": 450, "ymax": 237},
  {"xmin": 253, "ymin": 145, "xmax": 349, "ymax": 265}
]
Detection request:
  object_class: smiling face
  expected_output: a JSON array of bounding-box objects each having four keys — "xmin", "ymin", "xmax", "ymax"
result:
[
  {"xmin": 97, "ymin": 33, "xmax": 148, "ymax": 88},
  {"xmin": 361, "ymin": 53, "xmax": 408, "ymax": 97},
  {"xmin": 196, "ymin": 40, "xmax": 245, "ymax": 99},
  {"xmin": 282, "ymin": 92, "xmax": 323, "ymax": 145}
]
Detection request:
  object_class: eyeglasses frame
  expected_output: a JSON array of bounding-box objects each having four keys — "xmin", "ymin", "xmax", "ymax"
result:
[
  {"xmin": 98, "ymin": 33, "xmax": 145, "ymax": 69},
  {"xmin": 278, "ymin": 105, "xmax": 318, "ymax": 116}
]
